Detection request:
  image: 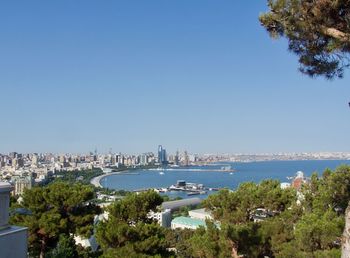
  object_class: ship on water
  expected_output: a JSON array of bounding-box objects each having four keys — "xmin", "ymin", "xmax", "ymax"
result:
[{"xmin": 220, "ymin": 165, "xmax": 235, "ymax": 172}]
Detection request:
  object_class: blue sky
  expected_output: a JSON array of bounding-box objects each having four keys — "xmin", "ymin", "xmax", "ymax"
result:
[{"xmin": 0, "ymin": 1, "xmax": 349, "ymax": 154}]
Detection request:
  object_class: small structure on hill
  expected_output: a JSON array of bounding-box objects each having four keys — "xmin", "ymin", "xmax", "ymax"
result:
[{"xmin": 291, "ymin": 171, "xmax": 308, "ymax": 190}]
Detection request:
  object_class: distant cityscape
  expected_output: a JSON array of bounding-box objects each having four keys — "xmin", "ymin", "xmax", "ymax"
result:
[{"xmin": 1, "ymin": 145, "xmax": 350, "ymax": 196}]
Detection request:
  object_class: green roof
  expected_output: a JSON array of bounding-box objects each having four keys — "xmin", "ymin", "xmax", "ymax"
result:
[{"xmin": 171, "ymin": 216, "xmax": 206, "ymax": 228}]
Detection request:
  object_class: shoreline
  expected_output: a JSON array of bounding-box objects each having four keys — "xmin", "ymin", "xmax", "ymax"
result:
[
  {"xmin": 90, "ymin": 167, "xmax": 236, "ymax": 189},
  {"xmin": 148, "ymin": 168, "xmax": 235, "ymax": 172},
  {"xmin": 90, "ymin": 171, "xmax": 131, "ymax": 188},
  {"xmin": 90, "ymin": 159, "xmax": 350, "ymax": 189}
]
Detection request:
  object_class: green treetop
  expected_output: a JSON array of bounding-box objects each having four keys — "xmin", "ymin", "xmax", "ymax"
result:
[
  {"xmin": 10, "ymin": 182, "xmax": 101, "ymax": 258},
  {"xmin": 95, "ymin": 191, "xmax": 173, "ymax": 258}
]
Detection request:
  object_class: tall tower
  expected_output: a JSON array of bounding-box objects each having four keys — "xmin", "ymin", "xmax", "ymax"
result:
[
  {"xmin": 175, "ymin": 150, "xmax": 180, "ymax": 166},
  {"xmin": 158, "ymin": 145, "xmax": 167, "ymax": 165},
  {"xmin": 32, "ymin": 154, "xmax": 38, "ymax": 167},
  {"xmin": 184, "ymin": 151, "xmax": 189, "ymax": 167},
  {"xmin": 158, "ymin": 145, "xmax": 163, "ymax": 164}
]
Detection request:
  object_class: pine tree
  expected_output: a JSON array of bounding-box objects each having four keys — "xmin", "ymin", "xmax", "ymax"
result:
[{"xmin": 260, "ymin": 0, "xmax": 350, "ymax": 78}]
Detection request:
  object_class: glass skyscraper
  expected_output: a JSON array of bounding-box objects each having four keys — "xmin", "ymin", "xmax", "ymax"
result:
[{"xmin": 158, "ymin": 145, "xmax": 167, "ymax": 165}]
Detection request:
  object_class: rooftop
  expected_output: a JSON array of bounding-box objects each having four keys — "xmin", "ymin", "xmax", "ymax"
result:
[
  {"xmin": 0, "ymin": 182, "xmax": 13, "ymax": 193},
  {"xmin": 189, "ymin": 208, "xmax": 211, "ymax": 215},
  {"xmin": 171, "ymin": 216, "xmax": 206, "ymax": 228}
]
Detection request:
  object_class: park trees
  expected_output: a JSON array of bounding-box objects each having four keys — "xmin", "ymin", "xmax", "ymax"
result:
[
  {"xmin": 204, "ymin": 179, "xmax": 296, "ymax": 224},
  {"xmin": 201, "ymin": 168, "xmax": 350, "ymax": 257},
  {"xmin": 189, "ymin": 221, "xmax": 233, "ymax": 258},
  {"xmin": 301, "ymin": 165, "xmax": 350, "ymax": 214},
  {"xmin": 95, "ymin": 191, "xmax": 173, "ymax": 258},
  {"xmin": 46, "ymin": 234, "xmax": 78, "ymax": 258},
  {"xmin": 10, "ymin": 182, "xmax": 100, "ymax": 258},
  {"xmin": 260, "ymin": 0, "xmax": 350, "ymax": 78}
]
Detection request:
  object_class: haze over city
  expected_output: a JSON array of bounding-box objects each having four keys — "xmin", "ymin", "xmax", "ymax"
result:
[{"xmin": 1, "ymin": 1, "xmax": 350, "ymax": 154}]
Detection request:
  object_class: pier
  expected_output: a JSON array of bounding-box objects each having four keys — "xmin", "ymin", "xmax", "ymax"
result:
[{"xmin": 132, "ymin": 180, "xmax": 224, "ymax": 196}]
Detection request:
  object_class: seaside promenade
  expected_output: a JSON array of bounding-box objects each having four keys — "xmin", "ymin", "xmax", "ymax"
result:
[
  {"xmin": 90, "ymin": 170, "xmax": 138, "ymax": 188},
  {"xmin": 90, "ymin": 174, "xmax": 105, "ymax": 188}
]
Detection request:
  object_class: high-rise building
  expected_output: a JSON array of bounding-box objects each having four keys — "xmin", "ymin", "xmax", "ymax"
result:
[
  {"xmin": 59, "ymin": 155, "xmax": 65, "ymax": 164},
  {"xmin": 116, "ymin": 154, "xmax": 124, "ymax": 166},
  {"xmin": 32, "ymin": 154, "xmax": 38, "ymax": 167},
  {"xmin": 9, "ymin": 152, "xmax": 17, "ymax": 159},
  {"xmin": 111, "ymin": 155, "xmax": 117, "ymax": 165},
  {"xmin": 158, "ymin": 145, "xmax": 167, "ymax": 165},
  {"xmin": 140, "ymin": 154, "xmax": 148, "ymax": 165},
  {"xmin": 175, "ymin": 151, "xmax": 180, "ymax": 166},
  {"xmin": 184, "ymin": 151, "xmax": 189, "ymax": 167},
  {"xmin": 17, "ymin": 158, "xmax": 24, "ymax": 168}
]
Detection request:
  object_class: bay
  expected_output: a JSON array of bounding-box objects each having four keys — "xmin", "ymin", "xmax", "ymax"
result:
[{"xmin": 100, "ymin": 160, "xmax": 350, "ymax": 199}]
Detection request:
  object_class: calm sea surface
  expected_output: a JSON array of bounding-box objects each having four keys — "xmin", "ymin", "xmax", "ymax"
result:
[{"xmin": 100, "ymin": 160, "xmax": 350, "ymax": 199}]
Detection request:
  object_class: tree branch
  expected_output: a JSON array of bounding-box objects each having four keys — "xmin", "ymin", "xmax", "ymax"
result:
[{"xmin": 321, "ymin": 26, "xmax": 350, "ymax": 42}]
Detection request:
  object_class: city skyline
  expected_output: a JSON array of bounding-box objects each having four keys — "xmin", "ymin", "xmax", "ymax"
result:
[{"xmin": 1, "ymin": 1, "xmax": 350, "ymax": 154}]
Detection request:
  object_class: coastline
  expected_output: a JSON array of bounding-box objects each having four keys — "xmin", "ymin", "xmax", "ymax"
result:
[
  {"xmin": 90, "ymin": 171, "xmax": 130, "ymax": 188},
  {"xmin": 90, "ymin": 159, "xmax": 350, "ymax": 189},
  {"xmin": 148, "ymin": 168, "xmax": 235, "ymax": 172}
]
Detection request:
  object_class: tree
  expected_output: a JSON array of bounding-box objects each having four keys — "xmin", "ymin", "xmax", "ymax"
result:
[
  {"xmin": 10, "ymin": 182, "xmax": 100, "ymax": 258},
  {"xmin": 294, "ymin": 210, "xmax": 343, "ymax": 254},
  {"xmin": 259, "ymin": 207, "xmax": 303, "ymax": 257},
  {"xmin": 189, "ymin": 221, "xmax": 233, "ymax": 258},
  {"xmin": 107, "ymin": 190, "xmax": 163, "ymax": 224},
  {"xmin": 95, "ymin": 191, "xmax": 173, "ymax": 258},
  {"xmin": 260, "ymin": 0, "xmax": 350, "ymax": 79},
  {"xmin": 46, "ymin": 234, "xmax": 78, "ymax": 258},
  {"xmin": 204, "ymin": 180, "xmax": 295, "ymax": 224},
  {"xmin": 301, "ymin": 166, "xmax": 350, "ymax": 214},
  {"xmin": 165, "ymin": 228, "xmax": 194, "ymax": 258}
]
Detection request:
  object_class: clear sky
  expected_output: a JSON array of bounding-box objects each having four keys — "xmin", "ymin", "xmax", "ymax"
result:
[{"xmin": 1, "ymin": 1, "xmax": 350, "ymax": 154}]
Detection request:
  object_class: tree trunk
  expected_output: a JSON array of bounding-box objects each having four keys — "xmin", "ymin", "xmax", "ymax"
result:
[
  {"xmin": 40, "ymin": 237, "xmax": 46, "ymax": 258},
  {"xmin": 342, "ymin": 202, "xmax": 350, "ymax": 258},
  {"xmin": 229, "ymin": 240, "xmax": 239, "ymax": 258}
]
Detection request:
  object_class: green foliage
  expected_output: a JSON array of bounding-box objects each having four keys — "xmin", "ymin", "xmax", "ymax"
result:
[
  {"xmin": 10, "ymin": 182, "xmax": 100, "ymax": 257},
  {"xmin": 52, "ymin": 168, "xmax": 103, "ymax": 185},
  {"xmin": 199, "ymin": 166, "xmax": 350, "ymax": 257},
  {"xmin": 46, "ymin": 234, "xmax": 78, "ymax": 258},
  {"xmin": 302, "ymin": 165, "xmax": 350, "ymax": 214},
  {"xmin": 165, "ymin": 228, "xmax": 194, "ymax": 258},
  {"xmin": 10, "ymin": 165, "xmax": 350, "ymax": 257},
  {"xmin": 294, "ymin": 210, "xmax": 343, "ymax": 252},
  {"xmin": 204, "ymin": 179, "xmax": 296, "ymax": 224},
  {"xmin": 96, "ymin": 191, "xmax": 173, "ymax": 257},
  {"xmin": 189, "ymin": 221, "xmax": 232, "ymax": 258},
  {"xmin": 107, "ymin": 190, "xmax": 163, "ymax": 224},
  {"xmin": 9, "ymin": 194, "xmax": 18, "ymax": 207},
  {"xmin": 259, "ymin": 206, "xmax": 303, "ymax": 256},
  {"xmin": 260, "ymin": 0, "xmax": 350, "ymax": 79},
  {"xmin": 172, "ymin": 205, "xmax": 191, "ymax": 219}
]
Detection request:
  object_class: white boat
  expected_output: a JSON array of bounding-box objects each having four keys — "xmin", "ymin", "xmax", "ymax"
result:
[
  {"xmin": 159, "ymin": 172, "xmax": 165, "ymax": 175},
  {"xmin": 221, "ymin": 165, "xmax": 235, "ymax": 172}
]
